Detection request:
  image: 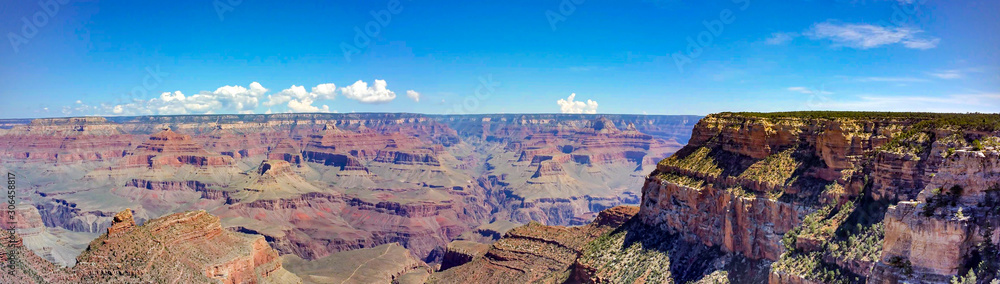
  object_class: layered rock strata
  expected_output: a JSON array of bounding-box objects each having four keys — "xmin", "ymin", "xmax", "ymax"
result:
[
  {"xmin": 871, "ymin": 149, "xmax": 1000, "ymax": 283},
  {"xmin": 0, "ymin": 113, "xmax": 696, "ymax": 266},
  {"xmin": 1, "ymin": 209, "xmax": 301, "ymax": 284}
]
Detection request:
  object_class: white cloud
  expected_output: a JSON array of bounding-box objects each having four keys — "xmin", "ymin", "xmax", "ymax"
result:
[
  {"xmin": 312, "ymin": 83, "xmax": 338, "ymax": 100},
  {"xmin": 153, "ymin": 92, "xmax": 189, "ymax": 115},
  {"xmin": 928, "ymin": 70, "xmax": 963, "ymax": 79},
  {"xmin": 60, "ymin": 80, "xmax": 404, "ymax": 116},
  {"xmin": 287, "ymin": 97, "xmax": 330, "ymax": 113},
  {"xmin": 787, "ymin": 87, "xmax": 833, "ymax": 95},
  {"xmin": 340, "ymin": 79, "xmax": 396, "ymax": 103},
  {"xmin": 261, "ymin": 83, "xmax": 339, "ymax": 113},
  {"xmin": 61, "ymin": 82, "xmax": 267, "ymax": 116},
  {"xmin": 406, "ymin": 90, "xmax": 420, "ymax": 102},
  {"xmin": 160, "ymin": 91, "xmax": 186, "ymax": 102},
  {"xmin": 764, "ymin": 32, "xmax": 796, "ymax": 45},
  {"xmin": 901, "ymin": 38, "xmax": 940, "ymax": 49},
  {"xmin": 805, "ymin": 21, "xmax": 939, "ymax": 50},
  {"xmin": 856, "ymin": 77, "xmax": 929, "ymax": 83},
  {"xmin": 207, "ymin": 82, "xmax": 268, "ymax": 112},
  {"xmin": 271, "ymin": 85, "xmax": 335, "ymax": 113},
  {"xmin": 265, "ymin": 85, "xmax": 307, "ymax": 107},
  {"xmin": 809, "ymin": 93, "xmax": 1000, "ymax": 113},
  {"xmin": 557, "ymin": 93, "xmax": 598, "ymax": 114}
]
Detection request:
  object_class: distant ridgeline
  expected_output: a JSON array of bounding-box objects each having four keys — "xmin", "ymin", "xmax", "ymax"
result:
[{"xmin": 0, "ymin": 113, "xmax": 703, "ymax": 144}]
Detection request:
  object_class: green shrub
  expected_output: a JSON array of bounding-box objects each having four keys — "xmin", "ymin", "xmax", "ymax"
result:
[
  {"xmin": 721, "ymin": 112, "xmax": 1000, "ymax": 131},
  {"xmin": 827, "ymin": 222, "xmax": 884, "ymax": 262}
]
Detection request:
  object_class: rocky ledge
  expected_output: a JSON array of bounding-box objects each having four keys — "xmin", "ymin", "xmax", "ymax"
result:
[{"xmin": 1, "ymin": 209, "xmax": 302, "ymax": 284}]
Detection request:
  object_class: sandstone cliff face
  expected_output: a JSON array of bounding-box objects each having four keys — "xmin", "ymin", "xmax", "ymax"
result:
[
  {"xmin": 639, "ymin": 113, "xmax": 908, "ymax": 262},
  {"xmin": 429, "ymin": 206, "xmax": 639, "ymax": 283},
  {"xmin": 432, "ymin": 205, "xmax": 772, "ymax": 283},
  {"xmin": 871, "ymin": 149, "xmax": 1000, "ymax": 283},
  {"xmin": 1, "ymin": 209, "xmax": 301, "ymax": 284},
  {"xmin": 641, "ymin": 178, "xmax": 802, "ymax": 260},
  {"xmin": 439, "ymin": 240, "xmax": 490, "ymax": 271},
  {"xmin": 638, "ymin": 112, "xmax": 1000, "ymax": 283}
]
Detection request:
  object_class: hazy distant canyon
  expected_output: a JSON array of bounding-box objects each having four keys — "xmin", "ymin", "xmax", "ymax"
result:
[
  {"xmin": 5, "ymin": 112, "xmax": 998, "ymax": 284},
  {"xmin": 0, "ymin": 113, "xmax": 699, "ymax": 269}
]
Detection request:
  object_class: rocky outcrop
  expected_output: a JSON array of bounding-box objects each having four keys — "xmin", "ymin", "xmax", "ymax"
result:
[
  {"xmin": 374, "ymin": 149, "xmax": 441, "ymax": 166},
  {"xmin": 638, "ymin": 113, "xmax": 994, "ymax": 263},
  {"xmin": 282, "ymin": 243, "xmax": 431, "ymax": 284},
  {"xmin": 1, "ymin": 209, "xmax": 301, "ymax": 284},
  {"xmin": 432, "ymin": 205, "xmax": 771, "ymax": 283},
  {"xmin": 641, "ymin": 177, "xmax": 803, "ymax": 260},
  {"xmin": 439, "ymin": 241, "xmax": 490, "ymax": 271},
  {"xmin": 641, "ymin": 114, "xmax": 880, "ymax": 261},
  {"xmin": 430, "ymin": 206, "xmax": 638, "ymax": 283},
  {"xmin": 268, "ymin": 139, "xmax": 304, "ymax": 164},
  {"xmin": 122, "ymin": 128, "xmax": 234, "ymax": 168},
  {"xmin": 871, "ymin": 149, "xmax": 1000, "ymax": 283},
  {"xmin": 106, "ymin": 209, "xmax": 135, "ymax": 235},
  {"xmin": 72, "ymin": 209, "xmax": 300, "ymax": 284},
  {"xmin": 637, "ymin": 112, "xmax": 1000, "ymax": 283}
]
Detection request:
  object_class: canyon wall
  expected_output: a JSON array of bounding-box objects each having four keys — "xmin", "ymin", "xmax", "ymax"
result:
[
  {"xmin": 435, "ymin": 112, "xmax": 999, "ymax": 283},
  {"xmin": 640, "ymin": 113, "xmax": 921, "ymax": 261},
  {"xmin": 0, "ymin": 113, "xmax": 697, "ymax": 267},
  {"xmin": 1, "ymin": 209, "xmax": 301, "ymax": 284},
  {"xmin": 637, "ymin": 112, "xmax": 1000, "ymax": 283}
]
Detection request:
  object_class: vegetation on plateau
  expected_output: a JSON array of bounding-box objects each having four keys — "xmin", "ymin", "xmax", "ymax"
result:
[
  {"xmin": 721, "ymin": 112, "xmax": 1000, "ymax": 131},
  {"xmin": 659, "ymin": 146, "xmax": 724, "ymax": 178},
  {"xmin": 776, "ymin": 183, "xmax": 891, "ymax": 283}
]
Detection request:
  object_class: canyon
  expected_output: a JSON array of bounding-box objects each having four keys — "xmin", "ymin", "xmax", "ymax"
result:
[
  {"xmin": 3, "ymin": 112, "xmax": 998, "ymax": 283},
  {"xmin": 0, "ymin": 113, "xmax": 696, "ymax": 282},
  {"xmin": 434, "ymin": 112, "xmax": 1000, "ymax": 283}
]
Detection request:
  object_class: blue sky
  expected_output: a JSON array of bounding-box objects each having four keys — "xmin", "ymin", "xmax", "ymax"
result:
[{"xmin": 0, "ymin": 0, "xmax": 997, "ymax": 118}]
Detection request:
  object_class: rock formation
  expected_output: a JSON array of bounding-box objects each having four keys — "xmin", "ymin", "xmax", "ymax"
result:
[
  {"xmin": 636, "ymin": 112, "xmax": 1000, "ymax": 283},
  {"xmin": 439, "ymin": 240, "xmax": 490, "ymax": 271},
  {"xmin": 429, "ymin": 206, "xmax": 639, "ymax": 283},
  {"xmin": 105, "ymin": 209, "xmax": 134, "ymax": 235},
  {"xmin": 0, "ymin": 113, "xmax": 695, "ymax": 279},
  {"xmin": 1, "ymin": 209, "xmax": 301, "ymax": 284},
  {"xmin": 0, "ymin": 117, "xmax": 136, "ymax": 164},
  {"xmin": 282, "ymin": 243, "xmax": 431, "ymax": 284},
  {"xmin": 871, "ymin": 148, "xmax": 1000, "ymax": 283}
]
